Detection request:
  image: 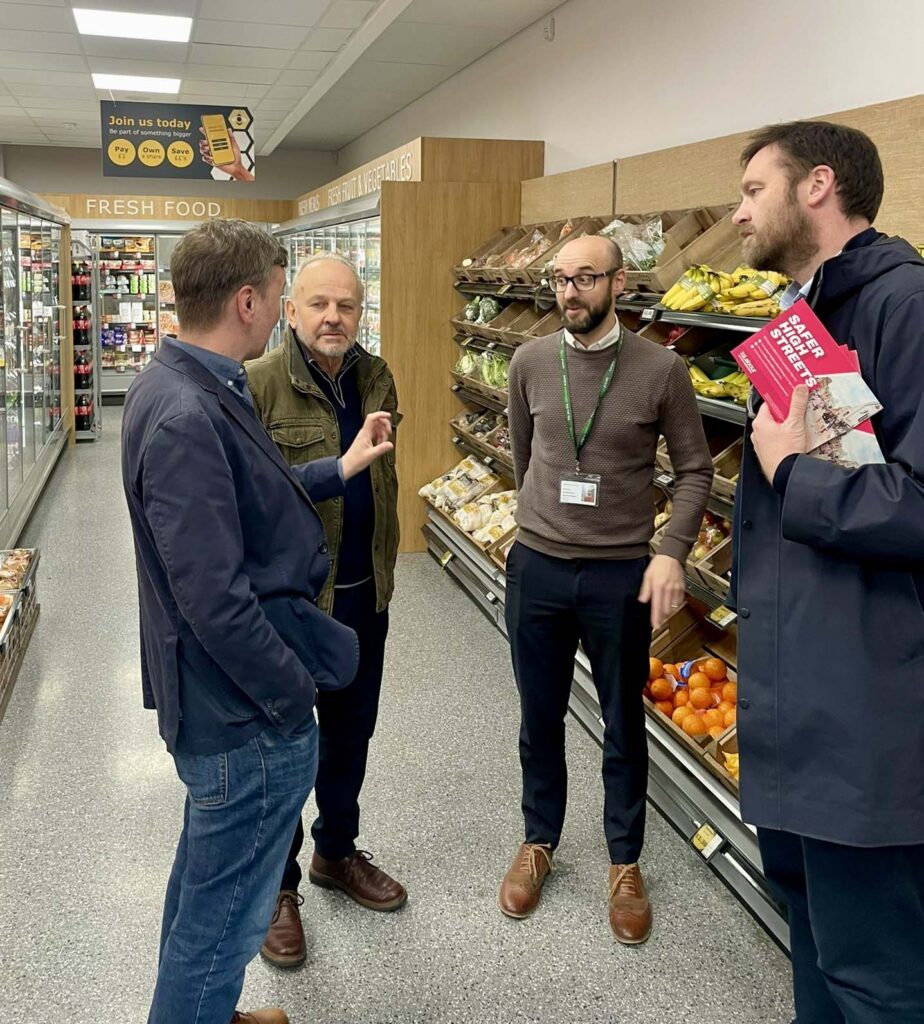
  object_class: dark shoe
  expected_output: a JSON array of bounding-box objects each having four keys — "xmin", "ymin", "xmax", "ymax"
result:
[
  {"xmin": 230, "ymin": 1010, "xmax": 289, "ymax": 1024},
  {"xmin": 259, "ymin": 891, "xmax": 306, "ymax": 968},
  {"xmin": 498, "ymin": 842, "xmax": 553, "ymax": 919},
  {"xmin": 309, "ymin": 850, "xmax": 407, "ymax": 911},
  {"xmin": 608, "ymin": 863, "xmax": 652, "ymax": 945}
]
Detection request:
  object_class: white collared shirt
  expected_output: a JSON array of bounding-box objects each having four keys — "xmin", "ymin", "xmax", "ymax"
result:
[
  {"xmin": 563, "ymin": 320, "xmax": 623, "ymax": 352},
  {"xmin": 779, "ymin": 276, "xmax": 815, "ymax": 311}
]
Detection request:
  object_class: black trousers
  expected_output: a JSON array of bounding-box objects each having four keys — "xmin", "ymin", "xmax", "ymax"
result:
[
  {"xmin": 758, "ymin": 827, "xmax": 924, "ymax": 1024},
  {"xmin": 281, "ymin": 578, "xmax": 389, "ymax": 891},
  {"xmin": 504, "ymin": 542, "xmax": 650, "ymax": 864}
]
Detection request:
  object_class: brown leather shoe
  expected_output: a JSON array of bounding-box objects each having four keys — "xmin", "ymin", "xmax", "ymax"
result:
[
  {"xmin": 309, "ymin": 850, "xmax": 407, "ymax": 911},
  {"xmin": 230, "ymin": 1010, "xmax": 289, "ymax": 1024},
  {"xmin": 608, "ymin": 863, "xmax": 652, "ymax": 945},
  {"xmin": 259, "ymin": 891, "xmax": 306, "ymax": 968},
  {"xmin": 498, "ymin": 842, "xmax": 554, "ymax": 919}
]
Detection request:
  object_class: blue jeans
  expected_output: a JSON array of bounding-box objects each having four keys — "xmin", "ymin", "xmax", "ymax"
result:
[{"xmin": 148, "ymin": 716, "xmax": 318, "ymax": 1024}]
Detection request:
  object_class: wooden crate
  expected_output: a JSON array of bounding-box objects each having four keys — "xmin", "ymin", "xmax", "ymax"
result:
[
  {"xmin": 617, "ymin": 205, "xmax": 735, "ymax": 293},
  {"xmin": 697, "ymin": 535, "xmax": 733, "ymax": 601},
  {"xmin": 524, "ymin": 308, "xmax": 561, "ymax": 341},
  {"xmin": 488, "ymin": 527, "xmax": 518, "ymax": 573},
  {"xmin": 502, "ymin": 306, "xmax": 547, "ymax": 346},
  {"xmin": 704, "ymin": 726, "xmax": 740, "ymax": 795},
  {"xmin": 712, "ymin": 438, "xmax": 743, "ymax": 500},
  {"xmin": 480, "ymin": 302, "xmax": 529, "ymax": 342},
  {"xmin": 523, "ymin": 215, "xmax": 609, "ymax": 284},
  {"xmin": 455, "ymin": 226, "xmax": 523, "ymax": 282},
  {"xmin": 498, "ymin": 221, "xmax": 568, "ymax": 285}
]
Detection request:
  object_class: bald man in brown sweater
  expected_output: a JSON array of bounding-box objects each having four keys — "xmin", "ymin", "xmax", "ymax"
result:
[{"xmin": 498, "ymin": 235, "xmax": 713, "ymax": 944}]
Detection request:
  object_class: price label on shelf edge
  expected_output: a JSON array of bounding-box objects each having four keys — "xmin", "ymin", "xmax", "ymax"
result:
[{"xmin": 691, "ymin": 823, "xmax": 725, "ymax": 860}]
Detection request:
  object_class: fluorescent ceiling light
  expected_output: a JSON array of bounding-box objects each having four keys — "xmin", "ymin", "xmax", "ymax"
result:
[
  {"xmin": 92, "ymin": 73, "xmax": 181, "ymax": 94},
  {"xmin": 74, "ymin": 8, "xmax": 192, "ymax": 42}
]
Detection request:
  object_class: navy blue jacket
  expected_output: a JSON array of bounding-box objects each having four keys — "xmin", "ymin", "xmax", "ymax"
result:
[
  {"xmin": 733, "ymin": 230, "xmax": 924, "ymax": 846},
  {"xmin": 122, "ymin": 344, "xmax": 360, "ymax": 755}
]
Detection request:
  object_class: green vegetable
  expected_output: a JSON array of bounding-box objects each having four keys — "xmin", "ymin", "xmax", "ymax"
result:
[
  {"xmin": 463, "ymin": 298, "xmax": 481, "ymax": 322},
  {"xmin": 455, "ymin": 351, "xmax": 479, "ymax": 376},
  {"xmin": 480, "ymin": 352, "xmax": 510, "ymax": 390},
  {"xmin": 477, "ymin": 297, "xmax": 501, "ymax": 324}
]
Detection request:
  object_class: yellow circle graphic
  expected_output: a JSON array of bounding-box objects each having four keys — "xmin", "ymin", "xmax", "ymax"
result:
[
  {"xmin": 138, "ymin": 139, "xmax": 165, "ymax": 167},
  {"xmin": 107, "ymin": 139, "xmax": 136, "ymax": 167},
  {"xmin": 167, "ymin": 140, "xmax": 194, "ymax": 168}
]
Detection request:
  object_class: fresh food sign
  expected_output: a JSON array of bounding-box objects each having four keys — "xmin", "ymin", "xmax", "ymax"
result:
[
  {"xmin": 101, "ymin": 101, "xmax": 255, "ymax": 181},
  {"xmin": 296, "ymin": 139, "xmax": 421, "ymax": 216}
]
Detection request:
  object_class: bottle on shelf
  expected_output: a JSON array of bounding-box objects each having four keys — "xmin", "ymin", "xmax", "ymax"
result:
[
  {"xmin": 74, "ymin": 393, "xmax": 94, "ymax": 432},
  {"xmin": 74, "ymin": 306, "xmax": 90, "ymax": 345},
  {"xmin": 74, "ymin": 351, "xmax": 93, "ymax": 392}
]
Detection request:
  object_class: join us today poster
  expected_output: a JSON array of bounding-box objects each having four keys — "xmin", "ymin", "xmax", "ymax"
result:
[{"xmin": 100, "ymin": 101, "xmax": 255, "ymax": 182}]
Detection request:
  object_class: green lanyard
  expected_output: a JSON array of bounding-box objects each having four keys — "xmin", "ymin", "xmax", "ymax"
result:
[{"xmin": 559, "ymin": 328, "xmax": 623, "ymax": 471}]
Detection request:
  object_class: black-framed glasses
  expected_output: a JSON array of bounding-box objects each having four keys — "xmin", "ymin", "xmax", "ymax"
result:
[{"xmin": 548, "ymin": 269, "xmax": 617, "ymax": 292}]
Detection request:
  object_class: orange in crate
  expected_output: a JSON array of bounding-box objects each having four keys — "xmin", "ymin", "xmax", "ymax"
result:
[
  {"xmin": 688, "ymin": 671, "xmax": 712, "ymax": 691},
  {"xmin": 723, "ymin": 707, "xmax": 737, "ymax": 728},
  {"xmin": 673, "ymin": 689, "xmax": 690, "ymax": 708},
  {"xmin": 672, "ymin": 706, "xmax": 693, "ymax": 727},
  {"xmin": 682, "ymin": 713, "xmax": 709, "ymax": 737},
  {"xmin": 721, "ymin": 681, "xmax": 738, "ymax": 703},
  {"xmin": 703, "ymin": 657, "xmax": 728, "ymax": 682},
  {"xmin": 650, "ymin": 678, "xmax": 673, "ymax": 702},
  {"xmin": 654, "ymin": 700, "xmax": 674, "ymax": 716},
  {"xmin": 649, "ymin": 657, "xmax": 664, "ymax": 680},
  {"xmin": 690, "ymin": 688, "xmax": 713, "ymax": 710}
]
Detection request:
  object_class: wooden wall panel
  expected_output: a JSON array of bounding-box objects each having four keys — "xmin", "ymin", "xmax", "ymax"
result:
[
  {"xmin": 520, "ymin": 162, "xmax": 615, "ymax": 223},
  {"xmin": 421, "ymin": 138, "xmax": 544, "ymax": 185},
  {"xmin": 380, "ymin": 180, "xmax": 521, "ymax": 552},
  {"xmin": 614, "ymin": 94, "xmax": 924, "ymax": 238}
]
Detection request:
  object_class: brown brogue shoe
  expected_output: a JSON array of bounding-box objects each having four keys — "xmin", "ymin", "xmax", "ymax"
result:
[
  {"xmin": 230, "ymin": 1010, "xmax": 290, "ymax": 1024},
  {"xmin": 498, "ymin": 842, "xmax": 554, "ymax": 919},
  {"xmin": 608, "ymin": 863, "xmax": 652, "ymax": 945},
  {"xmin": 260, "ymin": 891, "xmax": 306, "ymax": 968},
  {"xmin": 309, "ymin": 850, "xmax": 407, "ymax": 911}
]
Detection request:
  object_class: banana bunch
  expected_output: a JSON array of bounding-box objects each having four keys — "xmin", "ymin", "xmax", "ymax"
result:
[
  {"xmin": 661, "ymin": 264, "xmax": 790, "ymax": 318},
  {"xmin": 661, "ymin": 264, "xmax": 729, "ymax": 312},
  {"xmin": 689, "ymin": 365, "xmax": 750, "ymax": 406}
]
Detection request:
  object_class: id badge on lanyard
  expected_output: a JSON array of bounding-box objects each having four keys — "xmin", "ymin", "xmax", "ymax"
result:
[{"xmin": 558, "ymin": 333, "xmax": 622, "ymax": 508}]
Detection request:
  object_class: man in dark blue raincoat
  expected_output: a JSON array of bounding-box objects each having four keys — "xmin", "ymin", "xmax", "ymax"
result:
[{"xmin": 731, "ymin": 121, "xmax": 924, "ymax": 1024}]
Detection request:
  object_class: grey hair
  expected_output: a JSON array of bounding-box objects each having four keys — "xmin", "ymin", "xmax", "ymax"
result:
[{"xmin": 293, "ymin": 253, "xmax": 365, "ymax": 302}]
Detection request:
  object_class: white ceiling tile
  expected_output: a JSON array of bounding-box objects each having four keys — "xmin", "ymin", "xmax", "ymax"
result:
[
  {"xmin": 286, "ymin": 49, "xmax": 332, "ymax": 71},
  {"xmin": 78, "ymin": 0, "xmax": 197, "ymax": 13},
  {"xmin": 255, "ymin": 98, "xmax": 297, "ymax": 112},
  {"xmin": 244, "ymin": 85, "xmax": 270, "ymax": 99},
  {"xmin": 188, "ymin": 43, "xmax": 291, "ymax": 68},
  {"xmin": 6, "ymin": 82, "xmax": 96, "ymax": 100},
  {"xmin": 275, "ymin": 69, "xmax": 321, "ymax": 87},
  {"xmin": 0, "ymin": 110, "xmax": 35, "ymax": 122},
  {"xmin": 0, "ymin": 98, "xmax": 23, "ymax": 109},
  {"xmin": 0, "ymin": 0, "xmax": 67, "ymax": 6},
  {"xmin": 0, "ymin": 29, "xmax": 82, "ymax": 54},
  {"xmin": 318, "ymin": 1, "xmax": 377, "ymax": 29},
  {"xmin": 0, "ymin": 2, "xmax": 75, "ymax": 31},
  {"xmin": 183, "ymin": 63, "xmax": 279, "ymax": 85},
  {"xmin": 400, "ymin": 0, "xmax": 561, "ymax": 30},
  {"xmin": 0, "ymin": 69, "xmax": 93, "ymax": 88},
  {"xmin": 267, "ymin": 84, "xmax": 310, "ymax": 100},
  {"xmin": 199, "ymin": 0, "xmax": 330, "ymax": 26},
  {"xmin": 194, "ymin": 20, "xmax": 311, "ymax": 49},
  {"xmin": 301, "ymin": 27, "xmax": 352, "ymax": 51},
  {"xmin": 340, "ymin": 59, "xmax": 453, "ymax": 93},
  {"xmin": 0, "ymin": 51, "xmax": 88, "ymax": 72},
  {"xmin": 179, "ymin": 80, "xmax": 254, "ymax": 99},
  {"xmin": 81, "ymin": 38, "xmax": 190, "ymax": 62},
  {"xmin": 22, "ymin": 97, "xmax": 99, "ymax": 110},
  {"xmin": 86, "ymin": 58, "xmax": 187, "ymax": 78}
]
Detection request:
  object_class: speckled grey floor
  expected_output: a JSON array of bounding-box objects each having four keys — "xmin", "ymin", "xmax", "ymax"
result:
[{"xmin": 0, "ymin": 409, "xmax": 794, "ymax": 1024}]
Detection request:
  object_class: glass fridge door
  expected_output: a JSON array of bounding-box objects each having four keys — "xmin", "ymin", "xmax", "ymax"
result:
[
  {"xmin": 363, "ymin": 217, "xmax": 381, "ymax": 356},
  {"xmin": 21, "ymin": 215, "xmax": 37, "ymax": 469},
  {"xmin": 0, "ymin": 206, "xmax": 12, "ymax": 514},
  {"xmin": 49, "ymin": 221, "xmax": 63, "ymax": 437},
  {"xmin": 3, "ymin": 207, "xmax": 23, "ymax": 505},
  {"xmin": 34, "ymin": 218, "xmax": 51, "ymax": 449},
  {"xmin": 156, "ymin": 234, "xmax": 181, "ymax": 344}
]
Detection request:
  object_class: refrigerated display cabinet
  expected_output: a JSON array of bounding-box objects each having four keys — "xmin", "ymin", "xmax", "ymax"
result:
[
  {"xmin": 273, "ymin": 198, "xmax": 381, "ymax": 355},
  {"xmin": 71, "ymin": 233, "xmax": 101, "ymax": 441},
  {"xmin": 0, "ymin": 178, "xmax": 69, "ymax": 548}
]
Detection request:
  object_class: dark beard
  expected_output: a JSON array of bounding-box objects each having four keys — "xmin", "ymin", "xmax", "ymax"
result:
[
  {"xmin": 746, "ymin": 191, "xmax": 818, "ymax": 275},
  {"xmin": 559, "ymin": 296, "xmax": 612, "ymax": 334}
]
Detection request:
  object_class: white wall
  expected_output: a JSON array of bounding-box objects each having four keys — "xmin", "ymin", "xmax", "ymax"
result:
[
  {"xmin": 1, "ymin": 144, "xmax": 336, "ymax": 200},
  {"xmin": 338, "ymin": 0, "xmax": 924, "ymax": 175}
]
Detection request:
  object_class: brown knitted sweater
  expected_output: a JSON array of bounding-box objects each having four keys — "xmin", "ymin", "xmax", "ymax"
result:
[{"xmin": 507, "ymin": 328, "xmax": 713, "ymax": 562}]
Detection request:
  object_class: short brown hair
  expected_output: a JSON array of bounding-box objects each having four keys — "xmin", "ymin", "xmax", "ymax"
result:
[
  {"xmin": 171, "ymin": 218, "xmax": 287, "ymax": 332},
  {"xmin": 742, "ymin": 120, "xmax": 884, "ymax": 223}
]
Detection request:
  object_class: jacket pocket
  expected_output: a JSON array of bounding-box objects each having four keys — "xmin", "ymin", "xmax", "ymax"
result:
[
  {"xmin": 174, "ymin": 750, "xmax": 229, "ymax": 808},
  {"xmin": 268, "ymin": 424, "xmax": 326, "ymax": 464}
]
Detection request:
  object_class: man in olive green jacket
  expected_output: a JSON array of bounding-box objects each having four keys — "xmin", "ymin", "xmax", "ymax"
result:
[{"xmin": 246, "ymin": 254, "xmax": 404, "ymax": 970}]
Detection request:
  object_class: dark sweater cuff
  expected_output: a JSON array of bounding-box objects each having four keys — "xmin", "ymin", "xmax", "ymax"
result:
[
  {"xmin": 658, "ymin": 534, "xmax": 691, "ymax": 564},
  {"xmin": 773, "ymin": 454, "xmax": 799, "ymax": 495}
]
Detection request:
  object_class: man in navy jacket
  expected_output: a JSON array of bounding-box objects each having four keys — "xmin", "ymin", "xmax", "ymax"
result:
[
  {"xmin": 122, "ymin": 219, "xmax": 393, "ymax": 1024},
  {"xmin": 731, "ymin": 122, "xmax": 924, "ymax": 1023}
]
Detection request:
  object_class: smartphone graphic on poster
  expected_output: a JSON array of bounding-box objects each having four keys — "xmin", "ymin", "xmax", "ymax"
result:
[{"xmin": 201, "ymin": 114, "xmax": 235, "ymax": 166}]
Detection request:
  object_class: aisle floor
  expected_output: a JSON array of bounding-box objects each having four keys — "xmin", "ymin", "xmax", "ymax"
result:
[{"xmin": 0, "ymin": 411, "xmax": 794, "ymax": 1024}]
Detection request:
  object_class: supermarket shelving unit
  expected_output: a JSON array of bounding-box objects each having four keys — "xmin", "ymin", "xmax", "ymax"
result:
[{"xmin": 0, "ymin": 177, "xmax": 70, "ymax": 550}]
